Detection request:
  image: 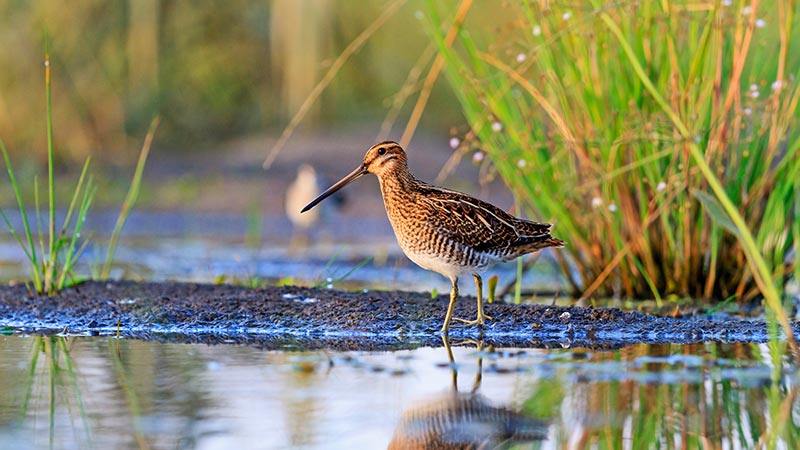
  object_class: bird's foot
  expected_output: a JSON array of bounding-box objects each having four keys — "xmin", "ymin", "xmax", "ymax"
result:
[
  {"xmin": 452, "ymin": 313, "xmax": 494, "ymax": 327},
  {"xmin": 441, "ymin": 317, "xmax": 476, "ymax": 334}
]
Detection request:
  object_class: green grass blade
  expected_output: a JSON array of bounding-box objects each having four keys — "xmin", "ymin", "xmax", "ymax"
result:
[
  {"xmin": 331, "ymin": 256, "xmax": 374, "ymax": 285},
  {"xmin": 0, "ymin": 209, "xmax": 35, "ymax": 269},
  {"xmin": 101, "ymin": 117, "xmax": 159, "ymax": 279},
  {"xmin": 45, "ymin": 39, "xmax": 57, "ymax": 294},
  {"xmin": 56, "ymin": 179, "xmax": 96, "ymax": 291},
  {"xmin": 692, "ymin": 190, "xmax": 739, "ymax": 237},
  {"xmin": 0, "ymin": 136, "xmax": 42, "ymax": 292},
  {"xmin": 60, "ymin": 157, "xmax": 91, "ymax": 238}
]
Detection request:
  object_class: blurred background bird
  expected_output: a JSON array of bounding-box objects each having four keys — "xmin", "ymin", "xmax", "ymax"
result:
[{"xmin": 285, "ymin": 164, "xmax": 347, "ymax": 246}]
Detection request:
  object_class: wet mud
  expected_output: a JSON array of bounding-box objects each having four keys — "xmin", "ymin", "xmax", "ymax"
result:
[{"xmin": 0, "ymin": 281, "xmax": 796, "ymax": 351}]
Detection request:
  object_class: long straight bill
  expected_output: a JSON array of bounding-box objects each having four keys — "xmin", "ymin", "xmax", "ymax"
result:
[{"xmin": 301, "ymin": 163, "xmax": 368, "ymax": 213}]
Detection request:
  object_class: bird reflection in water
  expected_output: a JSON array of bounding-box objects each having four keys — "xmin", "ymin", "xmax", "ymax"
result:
[{"xmin": 388, "ymin": 338, "xmax": 548, "ymax": 449}]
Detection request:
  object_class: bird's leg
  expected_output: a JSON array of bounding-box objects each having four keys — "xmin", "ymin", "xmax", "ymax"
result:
[
  {"xmin": 474, "ymin": 274, "xmax": 494, "ymax": 323},
  {"xmin": 440, "ymin": 335, "xmax": 458, "ymax": 390},
  {"xmin": 454, "ymin": 274, "xmax": 493, "ymax": 326},
  {"xmin": 441, "ymin": 277, "xmax": 459, "ymax": 334}
]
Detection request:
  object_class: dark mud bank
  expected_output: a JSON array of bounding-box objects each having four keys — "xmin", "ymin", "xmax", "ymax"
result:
[{"xmin": 0, "ymin": 281, "xmax": 795, "ymax": 350}]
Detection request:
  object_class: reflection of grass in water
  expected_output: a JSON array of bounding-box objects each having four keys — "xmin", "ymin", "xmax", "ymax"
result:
[
  {"xmin": 16, "ymin": 336, "xmax": 155, "ymax": 450},
  {"xmin": 518, "ymin": 343, "xmax": 800, "ymax": 447},
  {"xmin": 18, "ymin": 336, "xmax": 91, "ymax": 449},
  {"xmin": 109, "ymin": 339, "xmax": 150, "ymax": 450}
]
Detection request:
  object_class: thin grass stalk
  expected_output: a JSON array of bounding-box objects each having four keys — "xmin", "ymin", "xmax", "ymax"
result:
[
  {"xmin": 59, "ymin": 158, "xmax": 91, "ymax": 240},
  {"xmin": 34, "ymin": 177, "xmax": 45, "ymax": 276},
  {"xmin": 399, "ymin": 0, "xmax": 471, "ymax": 147},
  {"xmin": 101, "ymin": 117, "xmax": 160, "ymax": 279},
  {"xmin": 331, "ymin": 256, "xmax": 373, "ymax": 286},
  {"xmin": 45, "ymin": 42, "xmax": 57, "ymax": 296},
  {"xmin": 0, "ymin": 138, "xmax": 42, "ymax": 292},
  {"xmin": 56, "ymin": 178, "xmax": 95, "ymax": 290},
  {"xmin": 377, "ymin": 44, "xmax": 437, "ymax": 142},
  {"xmin": 262, "ymin": 0, "xmax": 406, "ymax": 169}
]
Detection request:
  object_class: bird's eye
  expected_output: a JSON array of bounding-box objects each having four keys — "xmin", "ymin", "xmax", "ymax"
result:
[{"xmin": 378, "ymin": 148, "xmax": 386, "ymax": 155}]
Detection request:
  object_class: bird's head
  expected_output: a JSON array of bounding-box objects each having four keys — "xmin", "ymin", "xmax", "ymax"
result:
[
  {"xmin": 301, "ymin": 141, "xmax": 407, "ymax": 213},
  {"xmin": 361, "ymin": 141, "xmax": 407, "ymax": 177}
]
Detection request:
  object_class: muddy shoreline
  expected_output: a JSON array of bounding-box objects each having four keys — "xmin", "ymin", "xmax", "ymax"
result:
[{"xmin": 0, "ymin": 280, "xmax": 795, "ymax": 350}]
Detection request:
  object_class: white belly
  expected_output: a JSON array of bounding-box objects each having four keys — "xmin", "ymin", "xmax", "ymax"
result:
[{"xmin": 400, "ymin": 242, "xmax": 491, "ymax": 282}]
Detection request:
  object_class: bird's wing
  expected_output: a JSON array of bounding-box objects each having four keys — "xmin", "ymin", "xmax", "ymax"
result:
[{"xmin": 417, "ymin": 185, "xmax": 553, "ymax": 253}]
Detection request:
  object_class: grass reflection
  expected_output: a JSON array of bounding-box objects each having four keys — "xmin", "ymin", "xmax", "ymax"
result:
[
  {"xmin": 19, "ymin": 335, "xmax": 91, "ymax": 449},
  {"xmin": 4, "ymin": 336, "xmax": 799, "ymax": 449},
  {"xmin": 109, "ymin": 338, "xmax": 150, "ymax": 450},
  {"xmin": 518, "ymin": 343, "xmax": 800, "ymax": 449}
]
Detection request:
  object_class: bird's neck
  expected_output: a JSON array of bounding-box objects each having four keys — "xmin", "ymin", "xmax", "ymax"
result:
[{"xmin": 377, "ymin": 163, "xmax": 418, "ymax": 198}]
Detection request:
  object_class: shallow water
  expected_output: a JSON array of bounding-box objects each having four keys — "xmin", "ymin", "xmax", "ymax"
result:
[
  {"xmin": 0, "ymin": 211, "xmax": 565, "ymax": 296},
  {"xmin": 2, "ymin": 212, "xmax": 799, "ymax": 448},
  {"xmin": 1, "ymin": 334, "xmax": 797, "ymax": 449}
]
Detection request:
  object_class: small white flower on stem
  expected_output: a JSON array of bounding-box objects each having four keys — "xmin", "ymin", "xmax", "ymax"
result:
[
  {"xmin": 516, "ymin": 53, "xmax": 527, "ymax": 63},
  {"xmin": 741, "ymin": 6, "xmax": 753, "ymax": 15},
  {"xmin": 656, "ymin": 181, "xmax": 667, "ymax": 192},
  {"xmin": 517, "ymin": 159, "xmax": 527, "ymax": 168},
  {"xmin": 772, "ymin": 80, "xmax": 783, "ymax": 91},
  {"xmin": 591, "ymin": 197, "xmax": 602, "ymax": 208},
  {"xmin": 608, "ymin": 203, "xmax": 618, "ymax": 212},
  {"xmin": 532, "ymin": 25, "xmax": 542, "ymax": 36},
  {"xmin": 491, "ymin": 121, "xmax": 503, "ymax": 132},
  {"xmin": 449, "ymin": 137, "xmax": 460, "ymax": 149},
  {"xmin": 744, "ymin": 107, "xmax": 753, "ymax": 115},
  {"xmin": 562, "ymin": 12, "xmax": 572, "ymax": 20},
  {"xmin": 472, "ymin": 152, "xmax": 484, "ymax": 163},
  {"xmin": 755, "ymin": 18, "xmax": 766, "ymax": 28},
  {"xmin": 722, "ymin": 0, "xmax": 732, "ymax": 5}
]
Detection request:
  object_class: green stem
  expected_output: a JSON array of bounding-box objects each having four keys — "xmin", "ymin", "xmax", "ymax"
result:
[
  {"xmin": 45, "ymin": 40, "xmax": 57, "ymax": 294},
  {"xmin": 601, "ymin": 12, "xmax": 797, "ymax": 352}
]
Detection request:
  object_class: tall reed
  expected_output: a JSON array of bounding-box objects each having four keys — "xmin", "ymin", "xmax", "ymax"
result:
[{"xmin": 422, "ymin": 1, "xmax": 799, "ymax": 309}]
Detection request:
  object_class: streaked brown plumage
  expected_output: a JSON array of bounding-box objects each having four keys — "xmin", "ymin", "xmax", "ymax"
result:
[{"xmin": 302, "ymin": 141, "xmax": 564, "ymax": 333}]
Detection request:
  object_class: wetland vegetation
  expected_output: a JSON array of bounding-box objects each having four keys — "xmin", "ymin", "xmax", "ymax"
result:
[{"xmin": 0, "ymin": 1, "xmax": 799, "ymax": 448}]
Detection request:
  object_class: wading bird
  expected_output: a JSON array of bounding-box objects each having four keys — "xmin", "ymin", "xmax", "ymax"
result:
[
  {"xmin": 301, "ymin": 141, "xmax": 564, "ymax": 333},
  {"xmin": 285, "ymin": 164, "xmax": 346, "ymax": 246}
]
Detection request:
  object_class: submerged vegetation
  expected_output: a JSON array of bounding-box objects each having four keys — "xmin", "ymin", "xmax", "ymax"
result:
[{"xmin": 423, "ymin": 1, "xmax": 799, "ymax": 307}]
